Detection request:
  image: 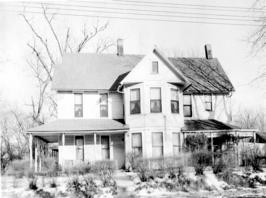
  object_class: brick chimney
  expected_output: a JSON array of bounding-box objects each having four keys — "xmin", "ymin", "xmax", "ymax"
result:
[
  {"xmin": 117, "ymin": 38, "xmax": 124, "ymax": 56},
  {"xmin": 204, "ymin": 44, "xmax": 213, "ymax": 59}
]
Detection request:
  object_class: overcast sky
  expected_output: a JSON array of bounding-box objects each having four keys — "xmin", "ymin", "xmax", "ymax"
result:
[{"xmin": 0, "ymin": 0, "xmax": 265, "ymax": 113}]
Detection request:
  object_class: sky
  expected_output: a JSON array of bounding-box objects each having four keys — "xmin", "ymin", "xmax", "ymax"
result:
[{"xmin": 0, "ymin": 0, "xmax": 265, "ymax": 114}]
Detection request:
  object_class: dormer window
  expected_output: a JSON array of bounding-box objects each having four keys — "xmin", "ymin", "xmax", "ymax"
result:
[
  {"xmin": 74, "ymin": 93, "xmax": 83, "ymax": 117},
  {"xmin": 205, "ymin": 94, "xmax": 212, "ymax": 111},
  {"xmin": 152, "ymin": 61, "xmax": 158, "ymax": 74}
]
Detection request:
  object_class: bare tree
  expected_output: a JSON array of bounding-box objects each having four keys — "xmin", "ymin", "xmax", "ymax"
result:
[
  {"xmin": 0, "ymin": 110, "xmax": 32, "ymax": 171},
  {"xmin": 21, "ymin": 6, "xmax": 114, "ymax": 125},
  {"xmin": 249, "ymin": 0, "xmax": 266, "ymax": 83},
  {"xmin": 234, "ymin": 108, "xmax": 266, "ymax": 132}
]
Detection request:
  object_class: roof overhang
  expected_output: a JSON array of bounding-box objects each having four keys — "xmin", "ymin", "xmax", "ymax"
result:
[{"xmin": 27, "ymin": 119, "xmax": 129, "ymax": 134}]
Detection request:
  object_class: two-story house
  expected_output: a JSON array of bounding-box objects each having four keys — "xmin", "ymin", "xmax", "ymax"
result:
[{"xmin": 28, "ymin": 40, "xmax": 256, "ymax": 171}]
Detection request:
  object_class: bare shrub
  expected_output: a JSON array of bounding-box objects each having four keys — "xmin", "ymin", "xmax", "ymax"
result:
[
  {"xmin": 241, "ymin": 145, "xmax": 263, "ymax": 172},
  {"xmin": 28, "ymin": 177, "xmax": 38, "ymax": 190},
  {"xmin": 191, "ymin": 149, "xmax": 212, "ymax": 175},
  {"xmin": 185, "ymin": 134, "xmax": 208, "ymax": 151},
  {"xmin": 66, "ymin": 175, "xmax": 98, "ymax": 198},
  {"xmin": 126, "ymin": 152, "xmax": 141, "ymax": 171},
  {"xmin": 42, "ymin": 157, "xmax": 59, "ymax": 176},
  {"xmin": 92, "ymin": 160, "xmax": 116, "ymax": 175},
  {"xmin": 6, "ymin": 158, "xmax": 34, "ymax": 178},
  {"xmin": 64, "ymin": 162, "xmax": 92, "ymax": 175}
]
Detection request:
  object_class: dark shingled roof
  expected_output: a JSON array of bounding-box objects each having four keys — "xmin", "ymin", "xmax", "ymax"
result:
[
  {"xmin": 27, "ymin": 119, "xmax": 128, "ymax": 133},
  {"xmin": 52, "ymin": 53, "xmax": 234, "ymax": 94},
  {"xmin": 256, "ymin": 132, "xmax": 266, "ymax": 143},
  {"xmin": 182, "ymin": 119, "xmax": 240, "ymax": 131}
]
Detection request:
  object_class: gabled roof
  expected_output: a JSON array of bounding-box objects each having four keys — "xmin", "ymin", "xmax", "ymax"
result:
[
  {"xmin": 52, "ymin": 51, "xmax": 234, "ymax": 94},
  {"xmin": 27, "ymin": 119, "xmax": 128, "ymax": 133},
  {"xmin": 52, "ymin": 54, "xmax": 142, "ymax": 91},
  {"xmin": 182, "ymin": 119, "xmax": 240, "ymax": 131},
  {"xmin": 169, "ymin": 58, "xmax": 234, "ymax": 94}
]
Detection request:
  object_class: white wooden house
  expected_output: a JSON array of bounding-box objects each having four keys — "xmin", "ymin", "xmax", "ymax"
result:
[{"xmin": 27, "ymin": 40, "xmax": 257, "ymax": 171}]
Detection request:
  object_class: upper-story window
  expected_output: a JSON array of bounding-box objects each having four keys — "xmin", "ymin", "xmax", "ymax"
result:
[
  {"xmin": 152, "ymin": 61, "xmax": 159, "ymax": 74},
  {"xmin": 150, "ymin": 87, "xmax": 162, "ymax": 113},
  {"xmin": 100, "ymin": 93, "xmax": 108, "ymax": 117},
  {"xmin": 205, "ymin": 94, "xmax": 212, "ymax": 111},
  {"xmin": 130, "ymin": 88, "xmax": 141, "ymax": 114},
  {"xmin": 183, "ymin": 95, "xmax": 192, "ymax": 117},
  {"xmin": 171, "ymin": 89, "xmax": 179, "ymax": 113},
  {"xmin": 74, "ymin": 93, "xmax": 83, "ymax": 117}
]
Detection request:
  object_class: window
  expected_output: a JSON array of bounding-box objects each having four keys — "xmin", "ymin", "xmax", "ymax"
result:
[
  {"xmin": 173, "ymin": 132, "xmax": 181, "ymax": 156},
  {"xmin": 183, "ymin": 95, "xmax": 192, "ymax": 117},
  {"xmin": 152, "ymin": 132, "xmax": 163, "ymax": 157},
  {"xmin": 171, "ymin": 89, "xmax": 179, "ymax": 113},
  {"xmin": 132, "ymin": 133, "xmax": 142, "ymax": 156},
  {"xmin": 205, "ymin": 95, "xmax": 212, "ymax": 111},
  {"xmin": 150, "ymin": 88, "xmax": 162, "ymax": 113},
  {"xmin": 65, "ymin": 135, "xmax": 75, "ymax": 145},
  {"xmin": 74, "ymin": 93, "xmax": 83, "ymax": 117},
  {"xmin": 100, "ymin": 93, "xmax": 108, "ymax": 117},
  {"xmin": 130, "ymin": 89, "xmax": 141, "ymax": 114},
  {"xmin": 152, "ymin": 61, "xmax": 158, "ymax": 74}
]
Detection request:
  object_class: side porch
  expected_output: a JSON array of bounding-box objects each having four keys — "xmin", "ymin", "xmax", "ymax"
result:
[
  {"xmin": 182, "ymin": 119, "xmax": 258, "ymax": 165},
  {"xmin": 27, "ymin": 119, "xmax": 129, "ymax": 172}
]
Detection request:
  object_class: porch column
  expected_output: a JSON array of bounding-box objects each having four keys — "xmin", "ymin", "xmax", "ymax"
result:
[
  {"xmin": 94, "ymin": 133, "xmax": 97, "ymax": 161},
  {"xmin": 29, "ymin": 133, "xmax": 33, "ymax": 168},
  {"xmin": 210, "ymin": 132, "xmax": 214, "ymax": 165},
  {"xmin": 235, "ymin": 131, "xmax": 239, "ymax": 166},
  {"xmin": 34, "ymin": 138, "xmax": 38, "ymax": 172},
  {"xmin": 253, "ymin": 131, "xmax": 256, "ymax": 145},
  {"xmin": 62, "ymin": 133, "xmax": 65, "ymax": 146}
]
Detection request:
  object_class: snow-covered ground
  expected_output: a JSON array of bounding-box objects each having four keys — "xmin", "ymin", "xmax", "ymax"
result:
[{"xmin": 1, "ymin": 170, "xmax": 266, "ymax": 198}]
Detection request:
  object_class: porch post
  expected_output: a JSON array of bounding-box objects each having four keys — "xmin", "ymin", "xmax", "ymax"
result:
[
  {"xmin": 62, "ymin": 133, "xmax": 65, "ymax": 146},
  {"xmin": 94, "ymin": 133, "xmax": 97, "ymax": 161},
  {"xmin": 210, "ymin": 132, "xmax": 214, "ymax": 165},
  {"xmin": 34, "ymin": 138, "xmax": 38, "ymax": 172},
  {"xmin": 235, "ymin": 131, "xmax": 239, "ymax": 166},
  {"xmin": 253, "ymin": 131, "xmax": 256, "ymax": 145},
  {"xmin": 29, "ymin": 133, "xmax": 33, "ymax": 168}
]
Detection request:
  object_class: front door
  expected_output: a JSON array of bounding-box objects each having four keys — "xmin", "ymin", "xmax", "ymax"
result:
[
  {"xmin": 101, "ymin": 136, "xmax": 110, "ymax": 159},
  {"xmin": 75, "ymin": 136, "xmax": 84, "ymax": 161}
]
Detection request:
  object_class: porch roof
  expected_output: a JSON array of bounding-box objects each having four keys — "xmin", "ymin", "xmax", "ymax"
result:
[
  {"xmin": 182, "ymin": 119, "xmax": 240, "ymax": 132},
  {"xmin": 27, "ymin": 119, "xmax": 128, "ymax": 133}
]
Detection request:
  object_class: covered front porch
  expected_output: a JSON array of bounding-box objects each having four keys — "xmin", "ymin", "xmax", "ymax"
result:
[
  {"xmin": 182, "ymin": 119, "xmax": 258, "ymax": 165},
  {"xmin": 27, "ymin": 119, "xmax": 129, "ymax": 172}
]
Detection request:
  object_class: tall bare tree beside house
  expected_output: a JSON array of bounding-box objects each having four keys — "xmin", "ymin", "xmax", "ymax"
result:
[
  {"xmin": 21, "ymin": 6, "xmax": 114, "ymax": 125},
  {"xmin": 249, "ymin": 0, "xmax": 266, "ymax": 82}
]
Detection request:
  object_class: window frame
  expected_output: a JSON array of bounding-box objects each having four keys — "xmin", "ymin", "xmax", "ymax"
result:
[
  {"xmin": 183, "ymin": 94, "xmax": 192, "ymax": 117},
  {"xmin": 205, "ymin": 94, "xmax": 213, "ymax": 112},
  {"xmin": 131, "ymin": 133, "xmax": 142, "ymax": 156},
  {"xmin": 152, "ymin": 132, "xmax": 164, "ymax": 158},
  {"xmin": 100, "ymin": 93, "xmax": 109, "ymax": 117},
  {"xmin": 152, "ymin": 61, "xmax": 159, "ymax": 74},
  {"xmin": 150, "ymin": 87, "xmax": 162, "ymax": 113},
  {"xmin": 171, "ymin": 88, "xmax": 179, "ymax": 114},
  {"xmin": 74, "ymin": 93, "xmax": 83, "ymax": 118},
  {"xmin": 130, "ymin": 88, "xmax": 141, "ymax": 115}
]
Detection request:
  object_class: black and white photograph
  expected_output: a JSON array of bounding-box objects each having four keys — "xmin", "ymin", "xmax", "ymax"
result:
[{"xmin": 0, "ymin": 0, "xmax": 266, "ymax": 197}]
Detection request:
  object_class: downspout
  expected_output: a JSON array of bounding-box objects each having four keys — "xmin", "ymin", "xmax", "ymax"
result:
[{"xmin": 163, "ymin": 114, "xmax": 167, "ymax": 156}]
